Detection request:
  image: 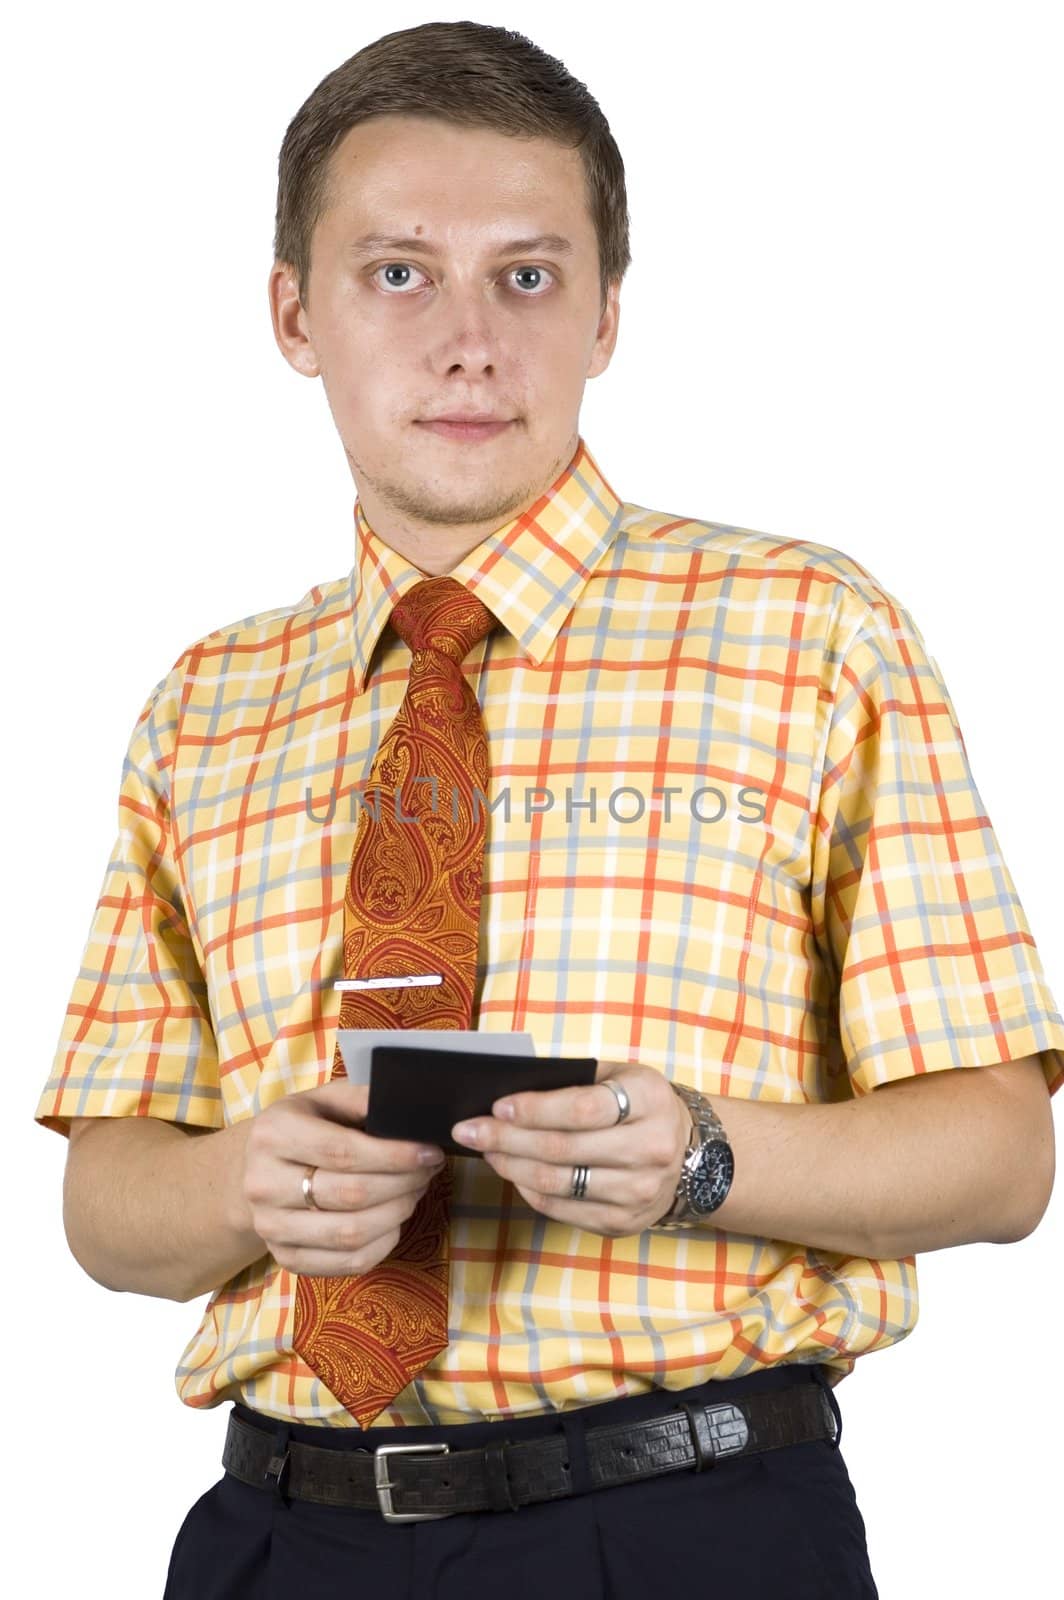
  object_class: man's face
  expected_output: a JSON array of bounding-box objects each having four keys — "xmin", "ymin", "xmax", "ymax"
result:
[{"xmin": 269, "ymin": 114, "xmax": 620, "ymax": 565}]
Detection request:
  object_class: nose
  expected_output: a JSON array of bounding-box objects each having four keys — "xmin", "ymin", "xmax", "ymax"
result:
[{"xmin": 428, "ymin": 280, "xmax": 503, "ymax": 375}]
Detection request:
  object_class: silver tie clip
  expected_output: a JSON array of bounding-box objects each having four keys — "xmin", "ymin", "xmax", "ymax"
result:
[{"xmin": 334, "ymin": 974, "xmax": 444, "ymax": 991}]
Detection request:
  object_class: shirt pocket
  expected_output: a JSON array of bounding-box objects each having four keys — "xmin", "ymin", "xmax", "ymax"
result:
[{"xmin": 510, "ymin": 843, "xmax": 834, "ymax": 1103}]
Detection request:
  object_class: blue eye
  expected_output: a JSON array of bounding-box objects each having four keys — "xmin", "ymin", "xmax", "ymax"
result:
[
  {"xmin": 373, "ymin": 263, "xmax": 427, "ymax": 293},
  {"xmin": 510, "ymin": 266, "xmax": 552, "ymax": 294}
]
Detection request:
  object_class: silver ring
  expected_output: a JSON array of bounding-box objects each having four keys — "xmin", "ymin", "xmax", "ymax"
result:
[
  {"xmin": 603, "ymin": 1080, "xmax": 631, "ymax": 1124},
  {"xmin": 302, "ymin": 1165, "xmax": 322, "ymax": 1210},
  {"xmin": 569, "ymin": 1164, "xmax": 590, "ymax": 1200}
]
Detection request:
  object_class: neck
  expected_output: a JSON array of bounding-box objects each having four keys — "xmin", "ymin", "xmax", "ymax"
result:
[{"xmin": 351, "ymin": 434, "xmax": 580, "ymax": 574}]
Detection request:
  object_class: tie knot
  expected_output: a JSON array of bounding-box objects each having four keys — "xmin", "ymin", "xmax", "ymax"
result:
[{"xmin": 389, "ymin": 576, "xmax": 498, "ymax": 662}]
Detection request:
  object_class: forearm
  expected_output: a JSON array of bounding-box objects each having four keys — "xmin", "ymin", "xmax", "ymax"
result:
[
  {"xmin": 63, "ymin": 1115, "xmax": 265, "ymax": 1303},
  {"xmin": 706, "ymin": 1066, "xmax": 1046, "ymax": 1259}
]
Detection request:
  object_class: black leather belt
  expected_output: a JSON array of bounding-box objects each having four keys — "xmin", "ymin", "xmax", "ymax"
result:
[{"xmin": 222, "ymin": 1380, "xmax": 837, "ymax": 1523}]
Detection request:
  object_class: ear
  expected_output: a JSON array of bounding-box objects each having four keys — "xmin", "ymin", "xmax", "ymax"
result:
[
  {"xmin": 587, "ymin": 279, "xmax": 621, "ymax": 379},
  {"xmin": 268, "ymin": 261, "xmax": 322, "ymax": 378}
]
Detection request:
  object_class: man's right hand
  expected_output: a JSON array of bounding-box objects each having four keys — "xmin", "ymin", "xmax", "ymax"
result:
[{"xmin": 241, "ymin": 1081, "xmax": 447, "ymax": 1277}]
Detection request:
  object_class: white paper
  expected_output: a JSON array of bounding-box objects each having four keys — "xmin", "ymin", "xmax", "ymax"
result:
[{"xmin": 336, "ymin": 1028, "xmax": 536, "ymax": 1086}]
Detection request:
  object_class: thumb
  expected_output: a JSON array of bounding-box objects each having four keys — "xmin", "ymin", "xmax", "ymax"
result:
[{"xmin": 306, "ymin": 1077, "xmax": 370, "ymax": 1122}]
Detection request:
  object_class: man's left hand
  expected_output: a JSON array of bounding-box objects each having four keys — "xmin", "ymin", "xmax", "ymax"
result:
[{"xmin": 450, "ymin": 1060, "xmax": 691, "ymax": 1237}]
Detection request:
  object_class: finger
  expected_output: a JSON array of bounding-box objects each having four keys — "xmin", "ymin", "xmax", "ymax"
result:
[
  {"xmin": 488, "ymin": 1077, "xmax": 634, "ymax": 1133},
  {"xmin": 266, "ymin": 1192, "xmax": 429, "ymax": 1272},
  {"xmin": 269, "ymin": 1247, "xmax": 387, "ymax": 1277},
  {"xmin": 484, "ymin": 1150, "xmax": 652, "ymax": 1207},
  {"xmin": 455, "ymin": 1119, "xmax": 628, "ymax": 1167},
  {"xmin": 293, "ymin": 1124, "xmax": 447, "ymax": 1175},
  {"xmin": 593, "ymin": 1059, "xmax": 637, "ymax": 1084},
  {"xmin": 295, "ymin": 1163, "xmax": 444, "ymax": 1214},
  {"xmin": 301, "ymin": 1079, "xmax": 447, "ymax": 1152},
  {"xmin": 309, "ymin": 1080, "xmax": 371, "ymax": 1120},
  {"xmin": 258, "ymin": 1083, "xmax": 443, "ymax": 1173}
]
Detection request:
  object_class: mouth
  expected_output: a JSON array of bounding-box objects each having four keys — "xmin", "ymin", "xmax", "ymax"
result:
[{"xmin": 416, "ymin": 418, "xmax": 515, "ymax": 442}]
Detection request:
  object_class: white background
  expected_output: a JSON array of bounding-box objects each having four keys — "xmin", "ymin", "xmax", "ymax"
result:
[{"xmin": 6, "ymin": 2, "xmax": 1062, "ymax": 1594}]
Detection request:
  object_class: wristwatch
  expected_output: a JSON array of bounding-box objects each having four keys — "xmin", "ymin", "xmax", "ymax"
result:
[{"xmin": 654, "ymin": 1082, "xmax": 735, "ymax": 1229}]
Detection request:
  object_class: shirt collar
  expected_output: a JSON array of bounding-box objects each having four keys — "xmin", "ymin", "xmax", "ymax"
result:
[{"xmin": 346, "ymin": 435, "xmax": 624, "ymax": 693}]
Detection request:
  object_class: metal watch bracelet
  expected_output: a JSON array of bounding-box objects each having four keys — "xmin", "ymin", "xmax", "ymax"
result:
[{"xmin": 654, "ymin": 1082, "xmax": 734, "ymax": 1229}]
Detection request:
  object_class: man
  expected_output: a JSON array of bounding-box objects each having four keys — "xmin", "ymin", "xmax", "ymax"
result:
[{"xmin": 36, "ymin": 19, "xmax": 1062, "ymax": 1599}]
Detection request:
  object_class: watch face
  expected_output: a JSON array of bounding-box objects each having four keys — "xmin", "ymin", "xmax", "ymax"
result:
[{"xmin": 690, "ymin": 1140, "xmax": 735, "ymax": 1213}]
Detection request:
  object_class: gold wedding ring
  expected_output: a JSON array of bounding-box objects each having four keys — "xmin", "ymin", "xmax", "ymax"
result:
[{"xmin": 302, "ymin": 1165, "xmax": 322, "ymax": 1210}]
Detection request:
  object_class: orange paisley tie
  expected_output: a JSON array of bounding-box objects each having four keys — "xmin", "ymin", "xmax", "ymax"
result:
[{"xmin": 292, "ymin": 575, "xmax": 498, "ymax": 1427}]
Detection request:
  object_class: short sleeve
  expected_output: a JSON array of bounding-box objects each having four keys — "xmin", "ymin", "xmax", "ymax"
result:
[
  {"xmin": 810, "ymin": 591, "xmax": 1064, "ymax": 1099},
  {"xmin": 34, "ymin": 666, "xmax": 223, "ymax": 1137}
]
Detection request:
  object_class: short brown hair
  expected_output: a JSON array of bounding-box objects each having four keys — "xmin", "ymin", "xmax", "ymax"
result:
[{"xmin": 273, "ymin": 20, "xmax": 630, "ymax": 313}]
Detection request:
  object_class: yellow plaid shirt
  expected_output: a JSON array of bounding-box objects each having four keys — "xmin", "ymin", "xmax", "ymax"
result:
[{"xmin": 36, "ymin": 436, "xmax": 1064, "ymax": 1426}]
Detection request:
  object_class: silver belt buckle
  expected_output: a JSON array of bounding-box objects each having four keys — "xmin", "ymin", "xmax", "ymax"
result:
[{"xmin": 373, "ymin": 1442, "xmax": 452, "ymax": 1523}]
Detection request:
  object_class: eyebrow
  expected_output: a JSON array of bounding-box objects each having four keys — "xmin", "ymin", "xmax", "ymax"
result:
[{"xmin": 346, "ymin": 232, "xmax": 575, "ymax": 259}]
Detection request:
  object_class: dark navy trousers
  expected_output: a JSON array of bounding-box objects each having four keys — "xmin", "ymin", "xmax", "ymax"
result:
[{"xmin": 163, "ymin": 1363, "xmax": 879, "ymax": 1598}]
